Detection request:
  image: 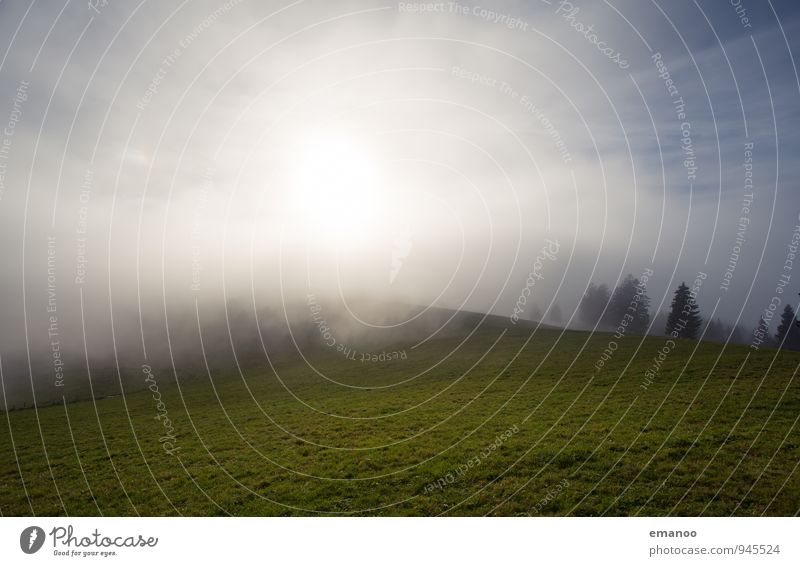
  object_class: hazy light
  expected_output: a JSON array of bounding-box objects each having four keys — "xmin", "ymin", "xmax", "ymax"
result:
[{"xmin": 284, "ymin": 130, "xmax": 385, "ymax": 246}]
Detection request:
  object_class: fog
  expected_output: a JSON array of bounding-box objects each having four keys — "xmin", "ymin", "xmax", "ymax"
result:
[{"xmin": 1, "ymin": 0, "xmax": 799, "ymax": 407}]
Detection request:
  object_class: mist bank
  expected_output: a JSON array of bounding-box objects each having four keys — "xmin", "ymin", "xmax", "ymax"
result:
[{"xmin": 1, "ymin": 295, "xmax": 530, "ymax": 410}]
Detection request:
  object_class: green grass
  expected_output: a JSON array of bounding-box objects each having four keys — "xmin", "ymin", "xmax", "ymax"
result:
[{"xmin": 1, "ymin": 325, "xmax": 799, "ymax": 516}]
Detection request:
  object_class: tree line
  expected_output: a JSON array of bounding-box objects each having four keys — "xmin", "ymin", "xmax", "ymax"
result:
[{"xmin": 574, "ymin": 276, "xmax": 800, "ymax": 350}]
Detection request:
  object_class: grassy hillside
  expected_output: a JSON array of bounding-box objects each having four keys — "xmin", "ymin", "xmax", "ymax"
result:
[{"xmin": 1, "ymin": 324, "xmax": 798, "ymax": 516}]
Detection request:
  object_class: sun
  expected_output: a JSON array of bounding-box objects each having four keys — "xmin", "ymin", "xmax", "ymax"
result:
[{"xmin": 284, "ymin": 130, "xmax": 384, "ymax": 245}]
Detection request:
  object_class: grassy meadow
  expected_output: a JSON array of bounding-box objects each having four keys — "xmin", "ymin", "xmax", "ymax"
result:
[{"xmin": 1, "ymin": 324, "xmax": 799, "ymax": 516}]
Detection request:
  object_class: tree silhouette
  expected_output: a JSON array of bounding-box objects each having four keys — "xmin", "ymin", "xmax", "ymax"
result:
[
  {"xmin": 549, "ymin": 303, "xmax": 563, "ymax": 324},
  {"xmin": 632, "ymin": 286, "xmax": 652, "ymax": 334},
  {"xmin": 775, "ymin": 304, "xmax": 799, "ymax": 350},
  {"xmin": 579, "ymin": 283, "xmax": 610, "ymax": 328},
  {"xmin": 605, "ymin": 274, "xmax": 650, "ymax": 334},
  {"xmin": 665, "ymin": 282, "xmax": 702, "ymax": 339}
]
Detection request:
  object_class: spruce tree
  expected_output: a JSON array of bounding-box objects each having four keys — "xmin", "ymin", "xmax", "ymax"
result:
[
  {"xmin": 684, "ymin": 297, "xmax": 702, "ymax": 340},
  {"xmin": 665, "ymin": 282, "xmax": 702, "ymax": 339},
  {"xmin": 775, "ymin": 304, "xmax": 798, "ymax": 350},
  {"xmin": 665, "ymin": 283, "xmax": 687, "ymax": 336}
]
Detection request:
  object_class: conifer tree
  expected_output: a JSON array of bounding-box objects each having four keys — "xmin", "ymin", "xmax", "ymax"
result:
[
  {"xmin": 665, "ymin": 282, "xmax": 702, "ymax": 339},
  {"xmin": 775, "ymin": 304, "xmax": 799, "ymax": 350}
]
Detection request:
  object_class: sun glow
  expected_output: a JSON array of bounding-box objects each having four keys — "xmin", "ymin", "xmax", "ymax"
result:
[{"xmin": 284, "ymin": 131, "xmax": 385, "ymax": 246}]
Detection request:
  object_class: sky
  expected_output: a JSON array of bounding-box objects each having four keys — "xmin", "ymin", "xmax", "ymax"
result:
[{"xmin": 1, "ymin": 0, "xmax": 800, "ymax": 378}]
